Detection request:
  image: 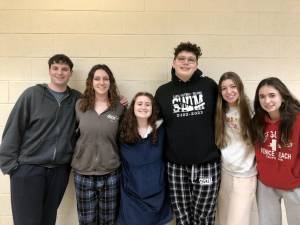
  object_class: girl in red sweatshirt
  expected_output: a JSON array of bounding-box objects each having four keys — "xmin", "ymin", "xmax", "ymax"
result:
[{"xmin": 252, "ymin": 77, "xmax": 300, "ymax": 225}]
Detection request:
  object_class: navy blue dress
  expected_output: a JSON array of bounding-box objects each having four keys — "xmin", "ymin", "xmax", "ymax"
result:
[{"xmin": 118, "ymin": 126, "xmax": 173, "ymax": 225}]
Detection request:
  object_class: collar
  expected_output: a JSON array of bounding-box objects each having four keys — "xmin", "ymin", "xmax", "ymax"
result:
[{"xmin": 140, "ymin": 119, "xmax": 163, "ymax": 139}]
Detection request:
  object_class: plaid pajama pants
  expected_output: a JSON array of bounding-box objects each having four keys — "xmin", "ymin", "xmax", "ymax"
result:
[
  {"xmin": 74, "ymin": 170, "xmax": 120, "ymax": 225},
  {"xmin": 167, "ymin": 161, "xmax": 221, "ymax": 225}
]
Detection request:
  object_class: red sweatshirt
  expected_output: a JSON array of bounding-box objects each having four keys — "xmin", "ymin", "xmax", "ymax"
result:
[{"xmin": 255, "ymin": 114, "xmax": 300, "ymax": 190}]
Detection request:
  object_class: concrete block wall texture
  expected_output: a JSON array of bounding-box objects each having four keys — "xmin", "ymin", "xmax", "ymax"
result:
[{"xmin": 0, "ymin": 0, "xmax": 299, "ymax": 224}]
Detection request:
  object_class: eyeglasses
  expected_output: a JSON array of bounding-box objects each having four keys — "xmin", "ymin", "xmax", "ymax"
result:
[{"xmin": 176, "ymin": 56, "xmax": 197, "ymax": 64}]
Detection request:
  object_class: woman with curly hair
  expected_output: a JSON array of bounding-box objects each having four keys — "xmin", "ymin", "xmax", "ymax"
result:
[
  {"xmin": 71, "ymin": 64, "xmax": 125, "ymax": 225},
  {"xmin": 252, "ymin": 77, "xmax": 300, "ymax": 225},
  {"xmin": 118, "ymin": 92, "xmax": 173, "ymax": 225}
]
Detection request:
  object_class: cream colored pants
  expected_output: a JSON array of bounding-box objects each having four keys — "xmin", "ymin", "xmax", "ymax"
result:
[{"xmin": 216, "ymin": 171, "xmax": 257, "ymax": 225}]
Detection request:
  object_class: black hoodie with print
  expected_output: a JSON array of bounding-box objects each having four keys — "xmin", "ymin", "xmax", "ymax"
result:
[{"xmin": 155, "ymin": 69, "xmax": 220, "ymax": 165}]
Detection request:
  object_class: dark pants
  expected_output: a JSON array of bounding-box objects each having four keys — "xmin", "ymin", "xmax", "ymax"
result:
[{"xmin": 10, "ymin": 164, "xmax": 70, "ymax": 225}]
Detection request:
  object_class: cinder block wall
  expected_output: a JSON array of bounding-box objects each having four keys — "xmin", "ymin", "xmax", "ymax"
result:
[{"xmin": 1, "ymin": 0, "xmax": 300, "ymax": 224}]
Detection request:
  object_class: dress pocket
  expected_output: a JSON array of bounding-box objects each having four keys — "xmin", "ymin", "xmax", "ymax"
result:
[{"xmin": 126, "ymin": 162, "xmax": 164, "ymax": 198}]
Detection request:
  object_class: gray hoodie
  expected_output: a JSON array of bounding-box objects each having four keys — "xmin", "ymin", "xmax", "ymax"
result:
[
  {"xmin": 71, "ymin": 99, "xmax": 124, "ymax": 175},
  {"xmin": 0, "ymin": 84, "xmax": 81, "ymax": 174}
]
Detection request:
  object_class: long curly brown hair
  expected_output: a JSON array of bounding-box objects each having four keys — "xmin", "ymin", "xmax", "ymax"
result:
[
  {"xmin": 79, "ymin": 64, "xmax": 120, "ymax": 112},
  {"xmin": 119, "ymin": 92, "xmax": 159, "ymax": 144}
]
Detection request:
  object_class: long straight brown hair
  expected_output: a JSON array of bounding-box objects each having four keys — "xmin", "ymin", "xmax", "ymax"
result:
[
  {"xmin": 252, "ymin": 77, "xmax": 300, "ymax": 145},
  {"xmin": 215, "ymin": 72, "xmax": 253, "ymax": 149}
]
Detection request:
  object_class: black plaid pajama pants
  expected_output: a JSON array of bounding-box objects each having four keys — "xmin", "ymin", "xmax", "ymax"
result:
[
  {"xmin": 74, "ymin": 170, "xmax": 120, "ymax": 225},
  {"xmin": 167, "ymin": 161, "xmax": 221, "ymax": 225}
]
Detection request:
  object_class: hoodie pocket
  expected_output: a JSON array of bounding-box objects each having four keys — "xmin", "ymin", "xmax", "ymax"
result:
[
  {"xmin": 21, "ymin": 139, "xmax": 43, "ymax": 157},
  {"xmin": 73, "ymin": 140, "xmax": 85, "ymax": 159},
  {"xmin": 71, "ymin": 143, "xmax": 96, "ymax": 171}
]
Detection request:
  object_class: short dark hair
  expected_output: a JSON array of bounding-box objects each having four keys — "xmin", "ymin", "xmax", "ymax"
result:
[
  {"xmin": 174, "ymin": 42, "xmax": 202, "ymax": 60},
  {"xmin": 48, "ymin": 54, "xmax": 74, "ymax": 70}
]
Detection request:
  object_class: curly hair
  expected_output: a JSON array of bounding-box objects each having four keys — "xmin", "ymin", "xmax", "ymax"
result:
[
  {"xmin": 119, "ymin": 92, "xmax": 159, "ymax": 144},
  {"xmin": 174, "ymin": 42, "xmax": 202, "ymax": 60},
  {"xmin": 215, "ymin": 72, "xmax": 253, "ymax": 149},
  {"xmin": 79, "ymin": 64, "xmax": 120, "ymax": 112},
  {"xmin": 252, "ymin": 77, "xmax": 300, "ymax": 145}
]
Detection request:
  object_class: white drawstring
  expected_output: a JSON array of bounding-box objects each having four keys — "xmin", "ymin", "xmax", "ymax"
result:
[{"xmin": 191, "ymin": 164, "xmax": 196, "ymax": 184}]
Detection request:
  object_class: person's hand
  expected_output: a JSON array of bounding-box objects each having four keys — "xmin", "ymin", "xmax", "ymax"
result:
[{"xmin": 120, "ymin": 95, "xmax": 128, "ymax": 107}]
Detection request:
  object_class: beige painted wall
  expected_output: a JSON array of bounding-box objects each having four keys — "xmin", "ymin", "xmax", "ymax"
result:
[{"xmin": 1, "ymin": 0, "xmax": 300, "ymax": 224}]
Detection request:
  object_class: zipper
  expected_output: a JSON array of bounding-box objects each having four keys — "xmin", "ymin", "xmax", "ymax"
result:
[
  {"xmin": 52, "ymin": 147, "xmax": 57, "ymax": 161},
  {"xmin": 51, "ymin": 91, "xmax": 70, "ymax": 161}
]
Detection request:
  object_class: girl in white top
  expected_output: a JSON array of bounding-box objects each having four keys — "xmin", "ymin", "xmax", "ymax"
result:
[{"xmin": 215, "ymin": 72, "xmax": 257, "ymax": 225}]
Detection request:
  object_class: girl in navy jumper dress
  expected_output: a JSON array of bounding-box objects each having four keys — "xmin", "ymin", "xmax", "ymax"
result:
[{"xmin": 118, "ymin": 92, "xmax": 173, "ymax": 225}]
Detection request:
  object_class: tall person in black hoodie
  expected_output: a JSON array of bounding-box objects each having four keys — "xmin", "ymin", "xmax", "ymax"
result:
[{"xmin": 155, "ymin": 42, "xmax": 221, "ymax": 225}]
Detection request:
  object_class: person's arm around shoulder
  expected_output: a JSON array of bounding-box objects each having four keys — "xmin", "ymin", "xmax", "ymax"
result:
[
  {"xmin": 120, "ymin": 95, "xmax": 128, "ymax": 108},
  {"xmin": 0, "ymin": 88, "xmax": 33, "ymax": 175}
]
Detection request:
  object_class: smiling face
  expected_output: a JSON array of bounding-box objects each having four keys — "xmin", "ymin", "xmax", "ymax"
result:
[
  {"xmin": 258, "ymin": 85, "xmax": 283, "ymax": 120},
  {"xmin": 221, "ymin": 79, "xmax": 240, "ymax": 107},
  {"xmin": 172, "ymin": 51, "xmax": 198, "ymax": 82},
  {"xmin": 93, "ymin": 69, "xmax": 110, "ymax": 97},
  {"xmin": 48, "ymin": 63, "xmax": 72, "ymax": 91},
  {"xmin": 134, "ymin": 95, "xmax": 152, "ymax": 120}
]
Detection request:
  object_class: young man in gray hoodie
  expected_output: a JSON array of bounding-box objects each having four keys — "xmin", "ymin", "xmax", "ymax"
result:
[{"xmin": 0, "ymin": 54, "xmax": 81, "ymax": 225}]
